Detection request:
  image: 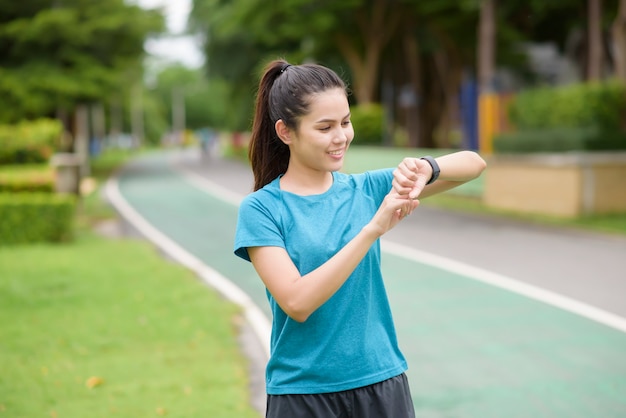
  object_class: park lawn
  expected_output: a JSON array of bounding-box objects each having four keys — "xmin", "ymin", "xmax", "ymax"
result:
[
  {"xmin": 0, "ymin": 231, "xmax": 259, "ymax": 417},
  {"xmin": 0, "ymin": 147, "xmax": 262, "ymax": 418}
]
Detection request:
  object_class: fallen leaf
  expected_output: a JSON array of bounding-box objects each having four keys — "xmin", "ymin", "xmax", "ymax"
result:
[{"xmin": 85, "ymin": 376, "xmax": 104, "ymax": 389}]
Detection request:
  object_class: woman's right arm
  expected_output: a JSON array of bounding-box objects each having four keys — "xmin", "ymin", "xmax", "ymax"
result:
[{"xmin": 248, "ymin": 190, "xmax": 418, "ymax": 323}]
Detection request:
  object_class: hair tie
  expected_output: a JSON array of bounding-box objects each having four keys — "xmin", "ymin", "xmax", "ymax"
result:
[{"xmin": 280, "ymin": 64, "xmax": 292, "ymax": 74}]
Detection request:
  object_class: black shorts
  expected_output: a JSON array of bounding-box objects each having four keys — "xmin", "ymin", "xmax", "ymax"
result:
[{"xmin": 265, "ymin": 373, "xmax": 416, "ymax": 418}]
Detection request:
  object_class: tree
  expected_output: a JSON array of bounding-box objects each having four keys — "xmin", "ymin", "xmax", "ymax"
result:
[
  {"xmin": 588, "ymin": 0, "xmax": 604, "ymax": 80},
  {"xmin": 478, "ymin": 0, "xmax": 496, "ymax": 93},
  {"xmin": 190, "ymin": 0, "xmax": 402, "ymax": 105},
  {"xmin": 150, "ymin": 64, "xmax": 231, "ymax": 131},
  {"xmin": 191, "ymin": 0, "xmax": 619, "ymax": 148},
  {"xmin": 613, "ymin": 0, "xmax": 626, "ymax": 82},
  {"xmin": 0, "ymin": 0, "xmax": 164, "ymax": 124}
]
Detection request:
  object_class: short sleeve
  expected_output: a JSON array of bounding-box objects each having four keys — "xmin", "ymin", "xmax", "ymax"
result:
[
  {"xmin": 361, "ymin": 168, "xmax": 394, "ymax": 204},
  {"xmin": 234, "ymin": 192, "xmax": 285, "ymax": 262}
]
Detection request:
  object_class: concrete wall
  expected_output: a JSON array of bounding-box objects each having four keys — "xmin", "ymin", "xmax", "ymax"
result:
[{"xmin": 484, "ymin": 152, "xmax": 626, "ymax": 218}]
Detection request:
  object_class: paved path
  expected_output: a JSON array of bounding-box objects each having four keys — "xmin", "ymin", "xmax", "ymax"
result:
[{"xmin": 108, "ymin": 149, "xmax": 626, "ymax": 417}]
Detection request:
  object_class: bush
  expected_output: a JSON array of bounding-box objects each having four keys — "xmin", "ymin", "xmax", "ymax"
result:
[
  {"xmin": 350, "ymin": 104, "xmax": 384, "ymax": 145},
  {"xmin": 0, "ymin": 193, "xmax": 76, "ymax": 245},
  {"xmin": 493, "ymin": 127, "xmax": 626, "ymax": 153},
  {"xmin": 0, "ymin": 165, "xmax": 55, "ymax": 193},
  {"xmin": 508, "ymin": 81, "xmax": 626, "ymax": 131},
  {"xmin": 0, "ymin": 118, "xmax": 63, "ymax": 164}
]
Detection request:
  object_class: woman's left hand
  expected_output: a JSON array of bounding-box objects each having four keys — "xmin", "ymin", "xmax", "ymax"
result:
[{"xmin": 392, "ymin": 158, "xmax": 433, "ymax": 199}]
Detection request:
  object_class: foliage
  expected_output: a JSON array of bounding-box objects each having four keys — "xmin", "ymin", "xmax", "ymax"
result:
[
  {"xmin": 136, "ymin": 89, "xmax": 170, "ymax": 146},
  {"xmin": 0, "ymin": 118, "xmax": 63, "ymax": 164},
  {"xmin": 493, "ymin": 126, "xmax": 626, "ymax": 153},
  {"xmin": 0, "ymin": 193, "xmax": 76, "ymax": 245},
  {"xmin": 0, "ymin": 0, "xmax": 165, "ymax": 123},
  {"xmin": 508, "ymin": 81, "xmax": 626, "ymax": 131},
  {"xmin": 149, "ymin": 65, "xmax": 232, "ymax": 131},
  {"xmin": 189, "ymin": 0, "xmax": 624, "ymax": 146},
  {"xmin": 0, "ymin": 164, "xmax": 54, "ymax": 193},
  {"xmin": 350, "ymin": 104, "xmax": 385, "ymax": 145},
  {"xmin": 89, "ymin": 148, "xmax": 138, "ymax": 180}
]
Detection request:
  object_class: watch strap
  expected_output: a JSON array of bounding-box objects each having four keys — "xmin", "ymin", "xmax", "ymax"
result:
[{"xmin": 420, "ymin": 156, "xmax": 440, "ymax": 185}]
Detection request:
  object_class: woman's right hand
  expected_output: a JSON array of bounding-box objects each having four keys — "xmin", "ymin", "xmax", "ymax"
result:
[{"xmin": 364, "ymin": 190, "xmax": 420, "ymax": 237}]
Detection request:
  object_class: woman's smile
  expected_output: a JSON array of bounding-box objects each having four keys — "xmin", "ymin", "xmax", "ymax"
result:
[{"xmin": 327, "ymin": 148, "xmax": 345, "ymax": 159}]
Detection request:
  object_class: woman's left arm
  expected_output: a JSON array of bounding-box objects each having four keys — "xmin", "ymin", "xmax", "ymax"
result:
[{"xmin": 392, "ymin": 150, "xmax": 487, "ymax": 200}]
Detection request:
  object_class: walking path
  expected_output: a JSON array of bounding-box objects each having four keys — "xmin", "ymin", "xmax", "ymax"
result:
[{"xmin": 106, "ymin": 149, "xmax": 626, "ymax": 417}]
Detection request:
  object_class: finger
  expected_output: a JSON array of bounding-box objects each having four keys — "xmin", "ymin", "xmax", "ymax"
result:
[
  {"xmin": 407, "ymin": 199, "xmax": 419, "ymax": 215},
  {"xmin": 393, "ymin": 168, "xmax": 417, "ymax": 187},
  {"xmin": 401, "ymin": 164, "xmax": 419, "ymax": 182},
  {"xmin": 409, "ymin": 174, "xmax": 429, "ymax": 199},
  {"xmin": 392, "ymin": 178, "xmax": 413, "ymax": 195}
]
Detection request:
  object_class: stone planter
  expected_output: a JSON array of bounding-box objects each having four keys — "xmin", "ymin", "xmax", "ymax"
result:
[
  {"xmin": 484, "ymin": 152, "xmax": 626, "ymax": 218},
  {"xmin": 50, "ymin": 152, "xmax": 82, "ymax": 195}
]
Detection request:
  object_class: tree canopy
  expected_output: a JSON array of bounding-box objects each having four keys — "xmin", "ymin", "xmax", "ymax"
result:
[
  {"xmin": 0, "ymin": 0, "xmax": 164, "ymax": 123},
  {"xmin": 190, "ymin": 0, "xmax": 624, "ymax": 146}
]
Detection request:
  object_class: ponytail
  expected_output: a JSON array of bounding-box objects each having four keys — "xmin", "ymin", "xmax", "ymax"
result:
[
  {"xmin": 248, "ymin": 58, "xmax": 347, "ymax": 191},
  {"xmin": 249, "ymin": 60, "xmax": 290, "ymax": 191}
]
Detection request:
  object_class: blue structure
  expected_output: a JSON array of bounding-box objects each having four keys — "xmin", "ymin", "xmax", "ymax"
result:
[{"xmin": 460, "ymin": 76, "xmax": 479, "ymax": 151}]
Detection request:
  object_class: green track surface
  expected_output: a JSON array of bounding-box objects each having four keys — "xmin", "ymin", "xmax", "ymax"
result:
[{"xmin": 118, "ymin": 153, "xmax": 626, "ymax": 417}]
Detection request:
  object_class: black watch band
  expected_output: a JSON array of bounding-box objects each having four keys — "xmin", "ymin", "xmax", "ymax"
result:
[{"xmin": 420, "ymin": 156, "xmax": 440, "ymax": 185}]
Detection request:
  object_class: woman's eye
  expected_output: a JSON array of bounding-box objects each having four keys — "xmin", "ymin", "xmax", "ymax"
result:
[
  {"xmin": 342, "ymin": 121, "xmax": 351, "ymax": 126},
  {"xmin": 320, "ymin": 126, "xmax": 331, "ymax": 131}
]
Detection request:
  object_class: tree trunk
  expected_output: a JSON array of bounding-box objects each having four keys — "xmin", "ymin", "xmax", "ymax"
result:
[
  {"xmin": 335, "ymin": 0, "xmax": 401, "ymax": 104},
  {"xmin": 418, "ymin": 59, "xmax": 442, "ymax": 150},
  {"xmin": 337, "ymin": 34, "xmax": 382, "ymax": 105},
  {"xmin": 131, "ymin": 83, "xmax": 144, "ymax": 148},
  {"xmin": 588, "ymin": 0, "xmax": 603, "ymax": 81},
  {"xmin": 434, "ymin": 51, "xmax": 463, "ymax": 149},
  {"xmin": 402, "ymin": 27, "xmax": 421, "ymax": 148},
  {"xmin": 613, "ymin": 0, "xmax": 626, "ymax": 82},
  {"xmin": 477, "ymin": 0, "xmax": 496, "ymax": 93}
]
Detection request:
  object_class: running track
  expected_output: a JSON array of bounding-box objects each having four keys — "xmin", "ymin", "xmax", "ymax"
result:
[{"xmin": 106, "ymin": 150, "xmax": 626, "ymax": 417}]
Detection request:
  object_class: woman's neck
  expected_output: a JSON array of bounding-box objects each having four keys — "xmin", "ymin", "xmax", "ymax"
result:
[{"xmin": 280, "ymin": 169, "xmax": 333, "ymax": 196}]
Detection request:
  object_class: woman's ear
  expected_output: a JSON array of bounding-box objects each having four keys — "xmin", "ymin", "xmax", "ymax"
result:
[{"xmin": 275, "ymin": 120, "xmax": 292, "ymax": 145}]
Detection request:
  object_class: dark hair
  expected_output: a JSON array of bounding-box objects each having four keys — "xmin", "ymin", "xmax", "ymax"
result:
[{"xmin": 248, "ymin": 59, "xmax": 348, "ymax": 191}]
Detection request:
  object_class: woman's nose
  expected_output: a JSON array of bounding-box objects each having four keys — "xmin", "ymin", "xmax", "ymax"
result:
[{"xmin": 332, "ymin": 127, "xmax": 348, "ymax": 143}]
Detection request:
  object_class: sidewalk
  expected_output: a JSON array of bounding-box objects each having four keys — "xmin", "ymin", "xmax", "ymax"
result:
[{"xmin": 109, "ymin": 149, "xmax": 626, "ymax": 417}]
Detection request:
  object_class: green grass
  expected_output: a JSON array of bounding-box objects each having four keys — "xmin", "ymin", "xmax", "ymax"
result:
[
  {"xmin": 0, "ymin": 149, "xmax": 260, "ymax": 418},
  {"xmin": 344, "ymin": 146, "xmax": 626, "ymax": 237},
  {"xmin": 89, "ymin": 148, "xmax": 146, "ymax": 180}
]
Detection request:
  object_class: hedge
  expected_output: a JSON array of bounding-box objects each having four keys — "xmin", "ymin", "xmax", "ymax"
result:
[
  {"xmin": 508, "ymin": 81, "xmax": 626, "ymax": 131},
  {"xmin": 350, "ymin": 104, "xmax": 385, "ymax": 145},
  {"xmin": 0, "ymin": 118, "xmax": 63, "ymax": 164},
  {"xmin": 493, "ymin": 127, "xmax": 626, "ymax": 153},
  {"xmin": 0, "ymin": 167, "xmax": 55, "ymax": 193},
  {"xmin": 0, "ymin": 193, "xmax": 76, "ymax": 245}
]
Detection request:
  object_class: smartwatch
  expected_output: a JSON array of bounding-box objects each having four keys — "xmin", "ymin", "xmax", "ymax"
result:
[{"xmin": 420, "ymin": 156, "xmax": 440, "ymax": 185}]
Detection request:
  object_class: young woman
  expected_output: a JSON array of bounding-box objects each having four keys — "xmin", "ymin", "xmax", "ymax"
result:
[{"xmin": 234, "ymin": 59, "xmax": 486, "ymax": 418}]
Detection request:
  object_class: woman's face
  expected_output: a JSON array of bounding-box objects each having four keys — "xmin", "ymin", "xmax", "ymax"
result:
[{"xmin": 289, "ymin": 88, "xmax": 354, "ymax": 174}]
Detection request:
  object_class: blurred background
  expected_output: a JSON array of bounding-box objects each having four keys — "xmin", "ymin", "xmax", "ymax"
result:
[
  {"xmin": 1, "ymin": 1, "xmax": 626, "ymax": 417},
  {"xmin": 1, "ymin": 0, "xmax": 625, "ymax": 156},
  {"xmin": 2, "ymin": 0, "xmax": 625, "ymax": 221}
]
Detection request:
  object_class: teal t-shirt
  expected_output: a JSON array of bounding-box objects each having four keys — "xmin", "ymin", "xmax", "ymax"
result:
[{"xmin": 234, "ymin": 169, "xmax": 407, "ymax": 395}]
